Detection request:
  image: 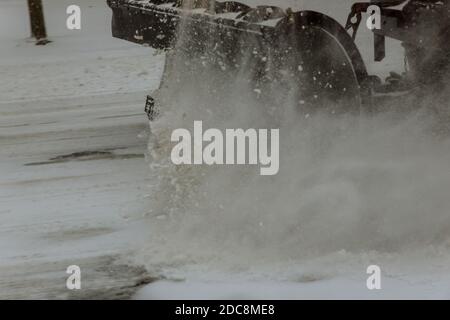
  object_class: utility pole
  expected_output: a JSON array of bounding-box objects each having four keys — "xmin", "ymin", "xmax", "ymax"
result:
[{"xmin": 27, "ymin": 0, "xmax": 50, "ymax": 45}]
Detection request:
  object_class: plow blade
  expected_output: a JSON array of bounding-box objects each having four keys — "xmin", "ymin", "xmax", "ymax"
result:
[
  {"xmin": 107, "ymin": 0, "xmax": 284, "ymax": 50},
  {"xmin": 107, "ymin": 0, "xmax": 370, "ymax": 112}
]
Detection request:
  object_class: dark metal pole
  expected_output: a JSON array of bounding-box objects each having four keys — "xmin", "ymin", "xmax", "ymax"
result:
[{"xmin": 27, "ymin": 0, "xmax": 50, "ymax": 45}]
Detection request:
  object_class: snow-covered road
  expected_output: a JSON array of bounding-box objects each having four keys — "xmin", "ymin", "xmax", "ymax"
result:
[
  {"xmin": 2, "ymin": 0, "xmax": 450, "ymax": 300},
  {"xmin": 0, "ymin": 92, "xmax": 153, "ymax": 299},
  {"xmin": 0, "ymin": 0, "xmax": 163, "ymax": 298}
]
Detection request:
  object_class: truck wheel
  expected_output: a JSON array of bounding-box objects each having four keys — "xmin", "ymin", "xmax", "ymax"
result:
[{"xmin": 266, "ymin": 11, "xmax": 369, "ymax": 116}]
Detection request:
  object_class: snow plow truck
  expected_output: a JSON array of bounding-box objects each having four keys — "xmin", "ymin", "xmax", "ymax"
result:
[{"xmin": 107, "ymin": 0, "xmax": 450, "ymax": 117}]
